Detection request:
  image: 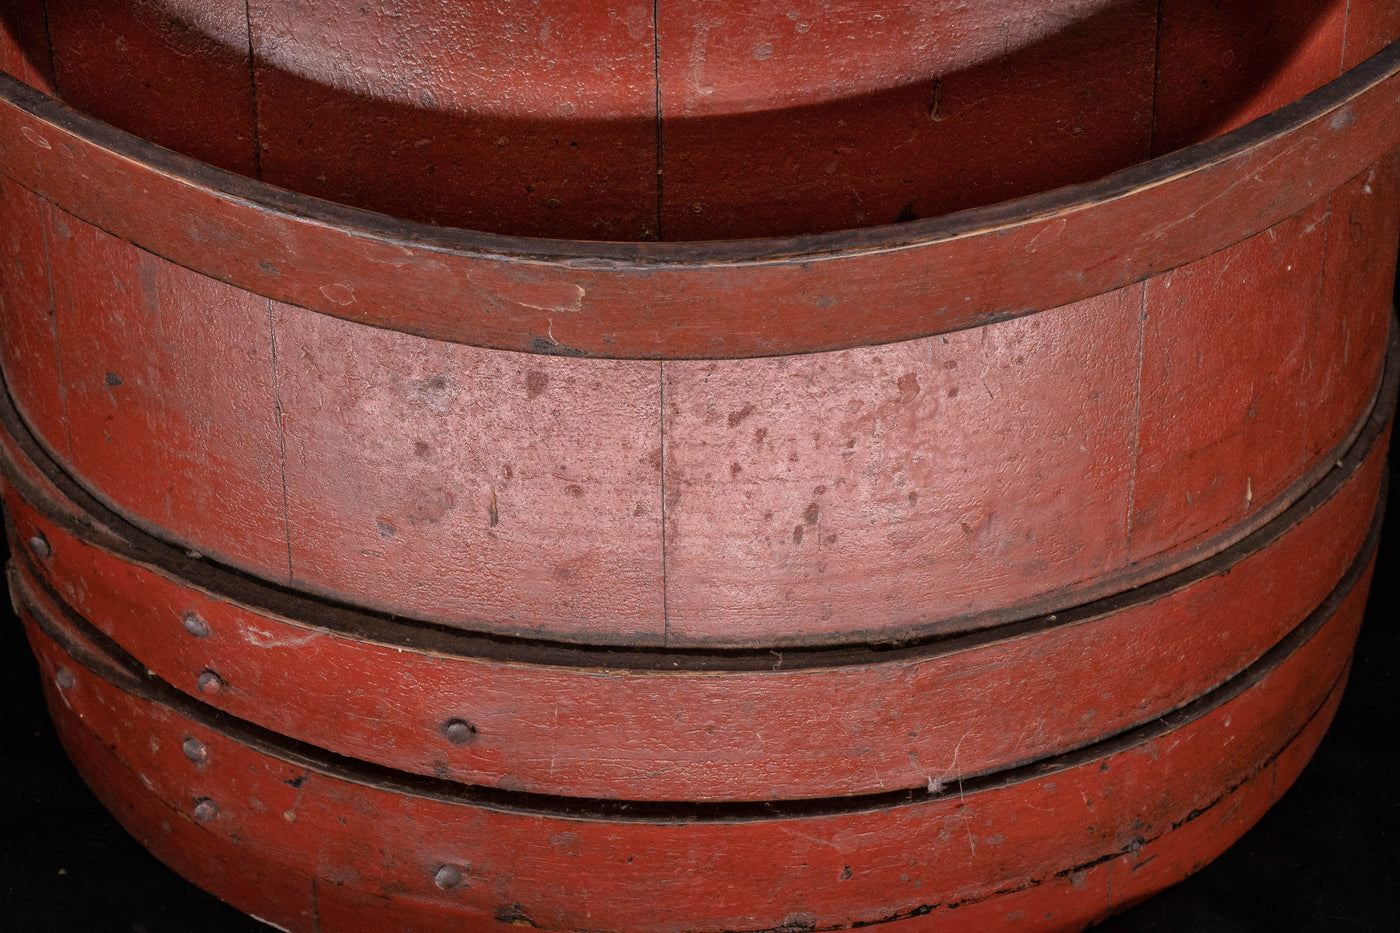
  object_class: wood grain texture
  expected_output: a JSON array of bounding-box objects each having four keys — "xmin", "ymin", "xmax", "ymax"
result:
[
  {"xmin": 0, "ymin": 0, "xmax": 54, "ymax": 92},
  {"xmin": 1130, "ymin": 200, "xmax": 1328, "ymax": 561},
  {"xmin": 1308, "ymin": 152, "xmax": 1400, "ymax": 461},
  {"xmin": 3, "ymin": 41, "xmax": 1400, "ymax": 358},
  {"xmin": 662, "ymin": 287, "xmax": 1140, "ymax": 642},
  {"xmin": 272, "ymin": 300, "xmax": 666, "ymax": 642},
  {"xmin": 0, "ymin": 190, "xmax": 1390, "ymax": 645},
  {"xmin": 1343, "ymin": 0, "xmax": 1400, "ymax": 69},
  {"xmin": 248, "ymin": 0, "xmax": 658, "ymax": 238},
  {"xmin": 22, "ymin": 190, "xmax": 1400, "ymax": 643},
  {"xmin": 3, "ymin": 9, "xmax": 1398, "ymax": 929},
  {"xmin": 50, "ymin": 713, "xmax": 323, "ymax": 933},
  {"xmin": 657, "ymin": 0, "xmax": 1139, "ymax": 119},
  {"xmin": 42, "ymin": 657, "xmax": 1347, "ymax": 933},
  {"xmin": 42, "ymin": 208, "xmax": 289, "ymax": 577},
  {"xmin": 45, "ymin": 0, "xmax": 258, "ymax": 176},
  {"xmin": 15, "ymin": 557, "xmax": 1369, "ymax": 933},
  {"xmin": 657, "ymin": 0, "xmax": 1156, "ymax": 238},
  {"xmin": 1153, "ymin": 0, "xmax": 1350, "ymax": 155},
  {"xmin": 24, "ymin": 2, "xmax": 1380, "ymax": 244},
  {"xmin": 2, "ymin": 330, "xmax": 1389, "ymax": 804},
  {"xmin": 1, "ymin": 415, "xmax": 1382, "ymax": 802},
  {"xmin": 0, "ymin": 177, "xmax": 64, "ymax": 457}
]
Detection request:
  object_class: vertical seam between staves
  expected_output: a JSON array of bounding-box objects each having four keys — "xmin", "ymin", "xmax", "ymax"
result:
[
  {"xmin": 243, "ymin": 0, "xmax": 263, "ymax": 179},
  {"xmin": 267, "ymin": 300, "xmax": 294, "ymax": 581},
  {"xmin": 1340, "ymin": 0, "xmax": 1353, "ymax": 74},
  {"xmin": 35, "ymin": 0, "xmax": 58, "ymax": 93},
  {"xmin": 1148, "ymin": 0, "xmax": 1165, "ymax": 157},
  {"xmin": 659, "ymin": 360, "xmax": 669, "ymax": 645},
  {"xmin": 1125, "ymin": 283, "xmax": 1148, "ymax": 559},
  {"xmin": 1305, "ymin": 193, "xmax": 1337, "ymax": 465},
  {"xmin": 40, "ymin": 201, "xmax": 71, "ymax": 461}
]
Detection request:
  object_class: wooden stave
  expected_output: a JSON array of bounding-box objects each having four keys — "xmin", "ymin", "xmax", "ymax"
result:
[
  {"xmin": 0, "ymin": 351, "xmax": 1390, "ymax": 801},
  {"xmin": 13, "ymin": 535, "xmax": 1376, "ymax": 932},
  {"xmin": 0, "ymin": 166, "xmax": 1393, "ymax": 647}
]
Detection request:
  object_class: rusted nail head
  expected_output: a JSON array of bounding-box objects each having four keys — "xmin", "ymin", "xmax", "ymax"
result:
[
  {"xmin": 443, "ymin": 719, "xmax": 477, "ymax": 745},
  {"xmin": 182, "ymin": 612, "xmax": 210, "ymax": 638},
  {"xmin": 182, "ymin": 736, "xmax": 209, "ymax": 764},
  {"xmin": 192, "ymin": 798, "xmax": 219, "ymax": 821},
  {"xmin": 55, "ymin": 666, "xmax": 75, "ymax": 689},
  {"xmin": 434, "ymin": 864, "xmax": 466, "ymax": 889},
  {"xmin": 197, "ymin": 671, "xmax": 223, "ymax": 695},
  {"xmin": 28, "ymin": 534, "xmax": 52, "ymax": 559}
]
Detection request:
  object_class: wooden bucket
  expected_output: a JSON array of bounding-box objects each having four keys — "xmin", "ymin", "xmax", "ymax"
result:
[{"xmin": 3, "ymin": 3, "xmax": 1399, "ymax": 930}]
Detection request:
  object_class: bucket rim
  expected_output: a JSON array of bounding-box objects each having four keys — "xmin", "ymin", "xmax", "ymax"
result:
[{"xmin": 3, "ymin": 39, "xmax": 1399, "ymax": 358}]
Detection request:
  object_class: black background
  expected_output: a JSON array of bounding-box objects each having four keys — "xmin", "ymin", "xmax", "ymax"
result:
[{"xmin": 2, "ymin": 358, "xmax": 1398, "ymax": 933}]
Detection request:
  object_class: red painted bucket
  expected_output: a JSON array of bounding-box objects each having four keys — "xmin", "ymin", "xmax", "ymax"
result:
[{"xmin": 2, "ymin": 3, "xmax": 1399, "ymax": 930}]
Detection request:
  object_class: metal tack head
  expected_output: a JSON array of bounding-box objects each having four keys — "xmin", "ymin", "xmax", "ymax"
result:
[
  {"xmin": 434, "ymin": 864, "xmax": 466, "ymax": 890},
  {"xmin": 55, "ymin": 666, "xmax": 74, "ymax": 689},
  {"xmin": 28, "ymin": 534, "xmax": 51, "ymax": 559},
  {"xmin": 192, "ymin": 798, "xmax": 219, "ymax": 821},
  {"xmin": 182, "ymin": 736, "xmax": 209, "ymax": 764},
  {"xmin": 197, "ymin": 670, "xmax": 223, "ymax": 695},
  {"xmin": 182, "ymin": 611, "xmax": 210, "ymax": 638},
  {"xmin": 443, "ymin": 719, "xmax": 477, "ymax": 745}
]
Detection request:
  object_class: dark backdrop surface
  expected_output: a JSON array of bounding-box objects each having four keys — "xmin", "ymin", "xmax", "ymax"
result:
[{"xmin": 2, "ymin": 348, "xmax": 1398, "ymax": 933}]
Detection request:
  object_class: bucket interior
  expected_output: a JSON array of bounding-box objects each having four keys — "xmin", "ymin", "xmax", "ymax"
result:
[{"xmin": 1, "ymin": 0, "xmax": 1376, "ymax": 241}]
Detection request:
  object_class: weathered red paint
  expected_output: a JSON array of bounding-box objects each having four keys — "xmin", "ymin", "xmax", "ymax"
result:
[
  {"xmin": 1309, "ymin": 154, "xmax": 1400, "ymax": 459},
  {"xmin": 0, "ymin": 381, "xmax": 1387, "ymax": 801},
  {"xmin": 660, "ymin": 289, "xmax": 1141, "ymax": 643},
  {"xmin": 248, "ymin": 0, "xmax": 660, "ymax": 238},
  {"xmin": 0, "ymin": 173, "xmax": 1389, "ymax": 643},
  {"xmin": 1130, "ymin": 200, "xmax": 1327, "ymax": 560},
  {"xmin": 272, "ymin": 301, "xmax": 667, "ymax": 641},
  {"xmin": 15, "ymin": 554, "xmax": 1372, "ymax": 932},
  {"xmin": 2, "ymin": 9, "xmax": 1398, "ymax": 930},
  {"xmin": 2, "ymin": 40, "xmax": 1400, "ymax": 358},
  {"xmin": 44, "ymin": 0, "xmax": 259, "ymax": 176},
  {"xmin": 45, "ymin": 657, "xmax": 1348, "ymax": 933},
  {"xmin": 22, "ymin": 2, "xmax": 1394, "ymax": 244},
  {"xmin": 43, "ymin": 205, "xmax": 290, "ymax": 576},
  {"xmin": 655, "ymin": 0, "xmax": 1159, "ymax": 238},
  {"xmin": 1152, "ymin": 0, "xmax": 1351, "ymax": 153},
  {"xmin": 1345, "ymin": 0, "xmax": 1400, "ymax": 68},
  {"xmin": 0, "ymin": 0, "xmax": 52, "ymax": 93},
  {"xmin": 0, "ymin": 177, "xmax": 64, "ymax": 454}
]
